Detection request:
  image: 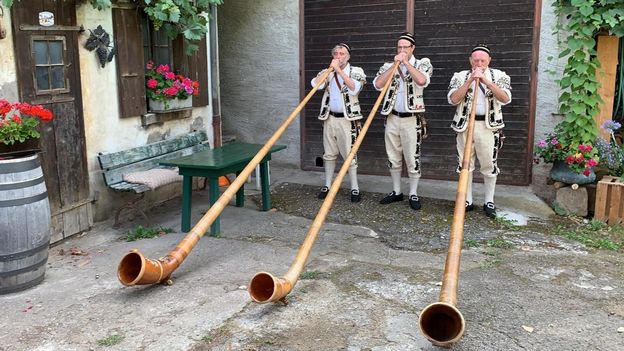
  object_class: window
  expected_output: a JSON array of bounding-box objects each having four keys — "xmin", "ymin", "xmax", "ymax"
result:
[
  {"xmin": 113, "ymin": 7, "xmax": 209, "ymax": 118},
  {"xmin": 31, "ymin": 36, "xmax": 68, "ymax": 94},
  {"xmin": 141, "ymin": 15, "xmax": 173, "ymax": 69}
]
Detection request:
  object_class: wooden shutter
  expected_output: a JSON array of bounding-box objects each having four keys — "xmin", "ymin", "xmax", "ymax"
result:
[
  {"xmin": 189, "ymin": 39, "xmax": 209, "ymax": 107},
  {"xmin": 172, "ymin": 38, "xmax": 209, "ymax": 107},
  {"xmin": 112, "ymin": 7, "xmax": 147, "ymax": 118}
]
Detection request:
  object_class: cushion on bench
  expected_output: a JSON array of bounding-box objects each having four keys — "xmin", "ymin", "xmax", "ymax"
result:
[{"xmin": 122, "ymin": 168, "xmax": 182, "ymax": 190}]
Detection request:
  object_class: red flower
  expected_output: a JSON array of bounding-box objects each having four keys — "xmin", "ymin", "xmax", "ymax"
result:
[
  {"xmin": 11, "ymin": 115, "xmax": 22, "ymax": 124},
  {"xmin": 583, "ymin": 169, "xmax": 591, "ymax": 177},
  {"xmin": 565, "ymin": 155, "xmax": 575, "ymax": 164},
  {"xmin": 147, "ymin": 79, "xmax": 158, "ymax": 89}
]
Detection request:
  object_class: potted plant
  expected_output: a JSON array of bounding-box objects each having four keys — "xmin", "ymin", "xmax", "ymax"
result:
[
  {"xmin": 0, "ymin": 99, "xmax": 54, "ymax": 157},
  {"xmin": 145, "ymin": 61, "xmax": 199, "ymax": 112},
  {"xmin": 534, "ymin": 124, "xmax": 599, "ymax": 185},
  {"xmin": 595, "ymin": 119, "xmax": 624, "ymax": 180}
]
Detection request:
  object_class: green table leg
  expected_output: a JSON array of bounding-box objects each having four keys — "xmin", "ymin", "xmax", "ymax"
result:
[
  {"xmin": 235, "ymin": 171, "xmax": 244, "ymax": 207},
  {"xmin": 208, "ymin": 177, "xmax": 220, "ymax": 236},
  {"xmin": 181, "ymin": 176, "xmax": 193, "ymax": 232},
  {"xmin": 260, "ymin": 161, "xmax": 270, "ymax": 211}
]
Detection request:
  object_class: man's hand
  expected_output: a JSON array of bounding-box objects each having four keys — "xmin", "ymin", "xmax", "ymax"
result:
[
  {"xmin": 470, "ymin": 68, "xmax": 485, "ymax": 81},
  {"xmin": 330, "ymin": 59, "xmax": 342, "ymax": 73},
  {"xmin": 394, "ymin": 52, "xmax": 409, "ymax": 64}
]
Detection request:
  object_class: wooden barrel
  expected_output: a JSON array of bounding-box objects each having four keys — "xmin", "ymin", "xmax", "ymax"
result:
[{"xmin": 0, "ymin": 153, "xmax": 51, "ymax": 294}]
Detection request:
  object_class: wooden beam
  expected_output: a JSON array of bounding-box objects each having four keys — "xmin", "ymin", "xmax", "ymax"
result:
[{"xmin": 595, "ymin": 35, "xmax": 619, "ymax": 140}]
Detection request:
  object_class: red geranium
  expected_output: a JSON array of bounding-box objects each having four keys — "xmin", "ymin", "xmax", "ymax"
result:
[{"xmin": 0, "ymin": 99, "xmax": 54, "ymax": 146}]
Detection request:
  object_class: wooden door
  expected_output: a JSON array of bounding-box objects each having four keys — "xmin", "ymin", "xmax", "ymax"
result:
[
  {"xmin": 301, "ymin": 0, "xmax": 538, "ymax": 185},
  {"xmin": 11, "ymin": 0, "xmax": 92, "ymax": 242}
]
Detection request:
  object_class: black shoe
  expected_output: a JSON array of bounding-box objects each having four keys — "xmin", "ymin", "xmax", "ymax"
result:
[
  {"xmin": 351, "ymin": 189, "xmax": 361, "ymax": 203},
  {"xmin": 380, "ymin": 191, "xmax": 404, "ymax": 204},
  {"xmin": 483, "ymin": 202, "xmax": 497, "ymax": 218},
  {"xmin": 465, "ymin": 201, "xmax": 474, "ymax": 212},
  {"xmin": 409, "ymin": 195, "xmax": 421, "ymax": 210},
  {"xmin": 317, "ymin": 186, "xmax": 329, "ymax": 199}
]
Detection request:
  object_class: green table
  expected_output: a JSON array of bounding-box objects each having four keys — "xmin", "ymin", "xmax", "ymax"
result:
[{"xmin": 160, "ymin": 142, "xmax": 286, "ymax": 235}]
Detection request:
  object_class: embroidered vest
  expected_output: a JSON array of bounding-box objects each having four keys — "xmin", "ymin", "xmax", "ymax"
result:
[
  {"xmin": 377, "ymin": 57, "xmax": 433, "ymax": 115},
  {"xmin": 317, "ymin": 66, "xmax": 366, "ymax": 121},
  {"xmin": 449, "ymin": 68, "xmax": 511, "ymax": 132}
]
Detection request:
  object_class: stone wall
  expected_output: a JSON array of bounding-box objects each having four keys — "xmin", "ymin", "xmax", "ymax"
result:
[{"xmin": 218, "ymin": 0, "xmax": 300, "ymax": 166}]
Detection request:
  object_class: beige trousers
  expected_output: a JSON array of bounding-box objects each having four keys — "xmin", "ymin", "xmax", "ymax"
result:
[
  {"xmin": 456, "ymin": 121, "xmax": 502, "ymax": 204},
  {"xmin": 384, "ymin": 114, "xmax": 423, "ymax": 178}
]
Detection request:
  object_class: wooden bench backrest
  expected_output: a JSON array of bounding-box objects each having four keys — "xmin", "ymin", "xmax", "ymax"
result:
[{"xmin": 98, "ymin": 131, "xmax": 207, "ymax": 186}]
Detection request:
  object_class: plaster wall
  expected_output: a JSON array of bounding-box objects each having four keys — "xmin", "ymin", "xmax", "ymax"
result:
[
  {"xmin": 218, "ymin": 0, "xmax": 300, "ymax": 166},
  {"xmin": 532, "ymin": 1, "xmax": 567, "ymax": 203},
  {"xmin": 75, "ymin": 5, "xmax": 214, "ymax": 222},
  {"xmin": 0, "ymin": 6, "xmax": 19, "ymax": 102}
]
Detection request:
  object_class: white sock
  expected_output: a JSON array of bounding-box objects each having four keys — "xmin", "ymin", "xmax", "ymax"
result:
[
  {"xmin": 348, "ymin": 165, "xmax": 359, "ymax": 191},
  {"xmin": 484, "ymin": 175, "xmax": 496, "ymax": 204},
  {"xmin": 324, "ymin": 159, "xmax": 336, "ymax": 187},
  {"xmin": 390, "ymin": 169, "xmax": 402, "ymax": 194},
  {"xmin": 466, "ymin": 172, "xmax": 473, "ymax": 205},
  {"xmin": 409, "ymin": 177, "xmax": 420, "ymax": 196}
]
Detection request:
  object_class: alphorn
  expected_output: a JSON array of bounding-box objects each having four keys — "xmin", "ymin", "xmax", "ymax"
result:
[
  {"xmin": 418, "ymin": 78, "xmax": 481, "ymax": 347},
  {"xmin": 248, "ymin": 61, "xmax": 400, "ymax": 304},
  {"xmin": 117, "ymin": 67, "xmax": 335, "ymax": 286}
]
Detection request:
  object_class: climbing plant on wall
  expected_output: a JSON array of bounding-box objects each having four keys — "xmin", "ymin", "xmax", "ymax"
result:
[
  {"xmin": 553, "ymin": 0, "xmax": 624, "ymax": 146},
  {"xmin": 0, "ymin": 0, "xmax": 223, "ymax": 54}
]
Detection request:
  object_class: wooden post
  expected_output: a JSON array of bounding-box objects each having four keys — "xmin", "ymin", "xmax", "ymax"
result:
[{"xmin": 595, "ymin": 35, "xmax": 619, "ymax": 140}]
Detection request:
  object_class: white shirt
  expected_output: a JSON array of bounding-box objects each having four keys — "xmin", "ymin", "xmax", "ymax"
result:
[
  {"xmin": 311, "ymin": 64, "xmax": 361, "ymax": 113},
  {"xmin": 474, "ymin": 81, "xmax": 487, "ymax": 116},
  {"xmin": 393, "ymin": 56, "xmax": 416, "ymax": 113}
]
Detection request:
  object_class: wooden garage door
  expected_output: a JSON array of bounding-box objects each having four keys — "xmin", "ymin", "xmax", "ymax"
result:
[{"xmin": 301, "ymin": 0, "xmax": 538, "ymax": 185}]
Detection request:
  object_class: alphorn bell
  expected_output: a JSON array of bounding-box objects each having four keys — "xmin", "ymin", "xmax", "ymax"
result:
[
  {"xmin": 117, "ymin": 67, "xmax": 335, "ymax": 286},
  {"xmin": 418, "ymin": 78, "xmax": 482, "ymax": 346},
  {"xmin": 248, "ymin": 61, "xmax": 401, "ymax": 304}
]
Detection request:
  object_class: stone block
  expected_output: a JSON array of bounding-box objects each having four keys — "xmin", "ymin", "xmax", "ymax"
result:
[{"xmin": 555, "ymin": 186, "xmax": 588, "ymax": 217}]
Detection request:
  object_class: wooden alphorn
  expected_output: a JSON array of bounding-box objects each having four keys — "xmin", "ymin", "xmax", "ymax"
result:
[
  {"xmin": 117, "ymin": 68, "xmax": 335, "ymax": 286},
  {"xmin": 419, "ymin": 78, "xmax": 482, "ymax": 347},
  {"xmin": 248, "ymin": 62, "xmax": 401, "ymax": 304}
]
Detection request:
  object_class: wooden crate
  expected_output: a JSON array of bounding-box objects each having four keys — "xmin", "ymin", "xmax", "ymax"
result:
[{"xmin": 594, "ymin": 176, "xmax": 624, "ymax": 224}]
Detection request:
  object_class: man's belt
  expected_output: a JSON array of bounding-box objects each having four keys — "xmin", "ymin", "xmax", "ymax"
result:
[
  {"xmin": 329, "ymin": 112, "xmax": 344, "ymax": 118},
  {"xmin": 475, "ymin": 115, "xmax": 486, "ymax": 121},
  {"xmin": 391, "ymin": 110, "xmax": 423, "ymax": 118}
]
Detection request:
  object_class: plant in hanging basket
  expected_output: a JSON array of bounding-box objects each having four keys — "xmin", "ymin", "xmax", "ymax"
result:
[
  {"xmin": 145, "ymin": 61, "xmax": 199, "ymax": 111},
  {"xmin": 0, "ymin": 99, "xmax": 54, "ymax": 156},
  {"xmin": 595, "ymin": 119, "xmax": 624, "ymax": 181}
]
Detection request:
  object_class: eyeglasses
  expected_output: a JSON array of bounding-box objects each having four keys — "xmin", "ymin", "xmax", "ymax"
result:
[{"xmin": 397, "ymin": 45, "xmax": 413, "ymax": 50}]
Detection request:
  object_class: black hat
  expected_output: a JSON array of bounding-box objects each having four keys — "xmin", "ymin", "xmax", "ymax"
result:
[
  {"xmin": 398, "ymin": 32, "xmax": 415, "ymax": 46},
  {"xmin": 472, "ymin": 44, "xmax": 490, "ymax": 55},
  {"xmin": 337, "ymin": 43, "xmax": 351, "ymax": 54}
]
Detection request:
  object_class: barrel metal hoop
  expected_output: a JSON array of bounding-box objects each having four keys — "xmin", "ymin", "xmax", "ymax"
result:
[
  {"xmin": 0, "ymin": 157, "xmax": 40, "ymax": 173},
  {"xmin": 0, "ymin": 240, "xmax": 50, "ymax": 262},
  {"xmin": 0, "ymin": 175, "xmax": 45, "ymax": 190},
  {"xmin": 0, "ymin": 191, "xmax": 48, "ymax": 207},
  {"xmin": 0, "ymin": 274, "xmax": 45, "ymax": 294},
  {"xmin": 0, "ymin": 255, "xmax": 48, "ymax": 277}
]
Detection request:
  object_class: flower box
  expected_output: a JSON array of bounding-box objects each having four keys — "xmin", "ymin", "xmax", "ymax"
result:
[
  {"xmin": 594, "ymin": 176, "xmax": 624, "ymax": 225},
  {"xmin": 148, "ymin": 97, "xmax": 192, "ymax": 112}
]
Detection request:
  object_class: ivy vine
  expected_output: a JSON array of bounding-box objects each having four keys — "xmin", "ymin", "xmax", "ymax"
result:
[
  {"xmin": 0, "ymin": 0, "xmax": 223, "ymax": 55},
  {"xmin": 553, "ymin": 0, "xmax": 624, "ymax": 147}
]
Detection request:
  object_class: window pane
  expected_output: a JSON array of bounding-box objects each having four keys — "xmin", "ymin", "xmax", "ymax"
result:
[
  {"xmin": 155, "ymin": 48, "xmax": 171, "ymax": 66},
  {"xmin": 36, "ymin": 67, "xmax": 49, "ymax": 90},
  {"xmin": 33, "ymin": 41, "xmax": 48, "ymax": 65},
  {"xmin": 51, "ymin": 66, "xmax": 65, "ymax": 89},
  {"xmin": 49, "ymin": 41, "xmax": 63, "ymax": 64}
]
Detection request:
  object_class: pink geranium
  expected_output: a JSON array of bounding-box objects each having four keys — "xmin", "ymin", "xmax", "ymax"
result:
[{"xmin": 144, "ymin": 62, "xmax": 199, "ymax": 107}]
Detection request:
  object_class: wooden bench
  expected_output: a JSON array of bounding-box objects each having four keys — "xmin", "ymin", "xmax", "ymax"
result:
[{"xmin": 97, "ymin": 131, "xmax": 208, "ymax": 228}]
